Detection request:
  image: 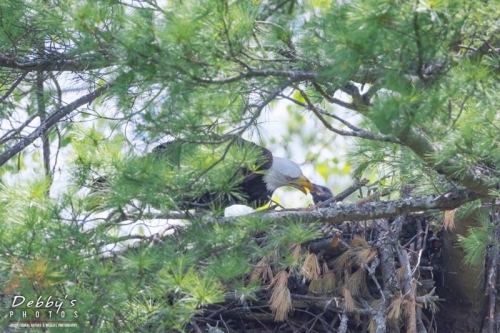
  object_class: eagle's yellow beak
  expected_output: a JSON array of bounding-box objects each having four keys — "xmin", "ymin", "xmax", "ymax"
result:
[{"xmin": 289, "ymin": 175, "xmax": 313, "ymax": 194}]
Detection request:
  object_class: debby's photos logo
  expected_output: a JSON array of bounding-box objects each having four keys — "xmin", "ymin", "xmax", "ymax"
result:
[{"xmin": 8, "ymin": 295, "xmax": 79, "ymax": 329}]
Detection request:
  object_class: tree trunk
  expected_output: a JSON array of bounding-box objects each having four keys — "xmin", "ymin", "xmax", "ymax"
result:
[{"xmin": 436, "ymin": 210, "xmax": 486, "ymax": 333}]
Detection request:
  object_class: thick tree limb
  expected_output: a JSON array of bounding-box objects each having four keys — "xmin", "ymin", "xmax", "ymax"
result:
[
  {"xmin": 108, "ymin": 189, "xmax": 477, "ymax": 227},
  {"xmin": 219, "ymin": 189, "xmax": 478, "ymax": 224},
  {"xmin": 0, "ymin": 83, "xmax": 111, "ymax": 167}
]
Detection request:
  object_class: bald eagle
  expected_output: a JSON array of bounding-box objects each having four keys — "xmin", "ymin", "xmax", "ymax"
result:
[{"xmin": 154, "ymin": 137, "xmax": 329, "ymax": 208}]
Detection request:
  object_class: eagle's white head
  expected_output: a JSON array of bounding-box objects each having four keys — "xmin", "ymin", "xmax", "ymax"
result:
[{"xmin": 263, "ymin": 157, "xmax": 313, "ymax": 194}]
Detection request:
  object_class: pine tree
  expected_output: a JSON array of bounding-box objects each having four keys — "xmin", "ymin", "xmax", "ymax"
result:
[{"xmin": 0, "ymin": 0, "xmax": 499, "ymax": 332}]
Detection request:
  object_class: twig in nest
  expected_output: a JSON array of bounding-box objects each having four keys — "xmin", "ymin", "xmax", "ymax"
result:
[{"xmin": 356, "ymin": 188, "xmax": 391, "ymax": 205}]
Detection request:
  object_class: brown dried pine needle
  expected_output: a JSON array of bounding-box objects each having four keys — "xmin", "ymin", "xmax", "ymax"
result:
[
  {"xmin": 321, "ymin": 270, "xmax": 336, "ymax": 294},
  {"xmin": 351, "ymin": 235, "xmax": 369, "ymax": 247},
  {"xmin": 343, "ymin": 287, "xmax": 357, "ymax": 312},
  {"xmin": 444, "ymin": 209, "xmax": 457, "ymax": 230},
  {"xmin": 249, "ymin": 257, "xmax": 273, "ymax": 283},
  {"xmin": 388, "ymin": 296, "xmax": 404, "ymax": 319},
  {"xmin": 300, "ymin": 252, "xmax": 320, "ymax": 280},
  {"xmin": 355, "ymin": 247, "xmax": 377, "ymax": 266},
  {"xmin": 322, "ymin": 261, "xmax": 329, "ymax": 274},
  {"xmin": 291, "ymin": 244, "xmax": 302, "ymax": 261},
  {"xmin": 347, "ymin": 267, "xmax": 367, "ymax": 296},
  {"xmin": 333, "ymin": 250, "xmax": 352, "ymax": 269},
  {"xmin": 268, "ymin": 270, "xmax": 293, "ymax": 321}
]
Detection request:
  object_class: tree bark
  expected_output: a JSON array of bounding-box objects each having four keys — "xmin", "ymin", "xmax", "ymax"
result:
[{"xmin": 437, "ymin": 210, "xmax": 486, "ymax": 333}]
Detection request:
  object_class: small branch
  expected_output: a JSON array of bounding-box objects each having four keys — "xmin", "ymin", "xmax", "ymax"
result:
[
  {"xmin": 194, "ymin": 69, "xmax": 316, "ymax": 84},
  {"xmin": 0, "ymin": 70, "xmax": 28, "ymax": 103},
  {"xmin": 373, "ymin": 219, "xmax": 397, "ymax": 333},
  {"xmin": 338, "ymin": 312, "xmax": 349, "ymax": 333},
  {"xmin": 281, "ymin": 93, "xmax": 360, "ymax": 128},
  {"xmin": 355, "ymin": 188, "xmax": 391, "ymax": 205},
  {"xmin": 0, "ymin": 54, "xmax": 114, "ymax": 71},
  {"xmin": 397, "ymin": 244, "xmax": 417, "ymax": 333},
  {"xmin": 249, "ymin": 292, "xmax": 376, "ymax": 315},
  {"xmin": 486, "ymin": 211, "xmax": 500, "ymax": 333},
  {"xmin": 0, "ymin": 112, "xmax": 40, "ymax": 144},
  {"xmin": 366, "ymin": 256, "xmax": 384, "ymax": 300},
  {"xmin": 312, "ymin": 82, "xmax": 359, "ymax": 111},
  {"xmin": 468, "ymin": 28, "xmax": 500, "ymax": 62},
  {"xmin": 291, "ymin": 87, "xmax": 400, "ymax": 144}
]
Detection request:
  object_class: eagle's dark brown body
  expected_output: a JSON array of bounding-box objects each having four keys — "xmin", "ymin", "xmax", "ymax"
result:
[{"xmin": 153, "ymin": 136, "xmax": 332, "ymax": 208}]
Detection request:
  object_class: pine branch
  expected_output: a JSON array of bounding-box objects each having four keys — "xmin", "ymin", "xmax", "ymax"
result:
[
  {"xmin": 108, "ymin": 189, "xmax": 477, "ymax": 226},
  {"xmin": 311, "ymin": 82, "xmax": 359, "ymax": 111},
  {"xmin": 0, "ymin": 83, "xmax": 112, "ymax": 167},
  {"xmin": 0, "ymin": 70, "xmax": 28, "ymax": 103},
  {"xmin": 219, "ymin": 189, "xmax": 478, "ymax": 225},
  {"xmin": 0, "ymin": 111, "xmax": 40, "ymax": 144},
  {"xmin": 467, "ymin": 28, "xmax": 500, "ymax": 62},
  {"xmin": 286, "ymin": 91, "xmax": 399, "ymax": 144},
  {"xmin": 194, "ymin": 68, "xmax": 317, "ymax": 84}
]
